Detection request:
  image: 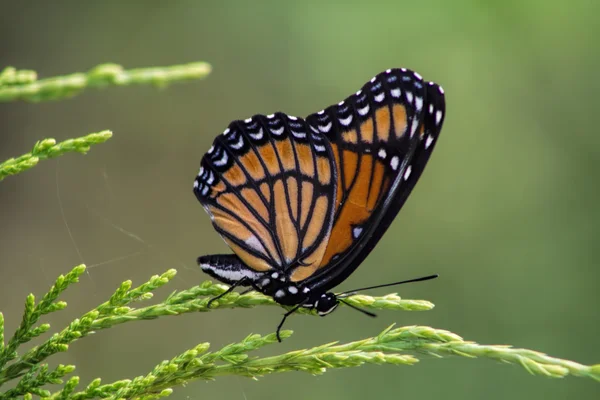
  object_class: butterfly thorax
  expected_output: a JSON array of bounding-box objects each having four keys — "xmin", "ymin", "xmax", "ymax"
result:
[{"xmin": 257, "ymin": 272, "xmax": 339, "ymax": 314}]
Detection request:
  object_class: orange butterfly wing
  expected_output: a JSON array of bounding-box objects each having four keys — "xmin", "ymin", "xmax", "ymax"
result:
[
  {"xmin": 195, "ymin": 68, "xmax": 446, "ymax": 293},
  {"xmin": 294, "ymin": 68, "xmax": 446, "ymax": 291}
]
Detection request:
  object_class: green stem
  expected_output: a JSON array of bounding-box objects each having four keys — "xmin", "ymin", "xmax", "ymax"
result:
[
  {"xmin": 0, "ymin": 131, "xmax": 112, "ymax": 181},
  {"xmin": 0, "ymin": 67, "xmax": 37, "ymax": 86},
  {"xmin": 0, "ymin": 268, "xmax": 432, "ymax": 386},
  {"xmin": 0, "ymin": 62, "xmax": 211, "ymax": 102},
  {"xmin": 62, "ymin": 326, "xmax": 600, "ymax": 399}
]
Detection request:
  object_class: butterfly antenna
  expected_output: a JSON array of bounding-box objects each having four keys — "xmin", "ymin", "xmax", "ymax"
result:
[
  {"xmin": 339, "ymin": 299, "xmax": 377, "ymax": 317},
  {"xmin": 337, "ymin": 274, "xmax": 439, "ymax": 298}
]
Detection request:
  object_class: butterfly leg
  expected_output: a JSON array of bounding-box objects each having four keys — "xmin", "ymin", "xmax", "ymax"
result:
[
  {"xmin": 276, "ymin": 303, "xmax": 303, "ymax": 342},
  {"xmin": 238, "ymin": 287, "xmax": 255, "ymax": 295},
  {"xmin": 206, "ymin": 277, "xmax": 249, "ymax": 308}
]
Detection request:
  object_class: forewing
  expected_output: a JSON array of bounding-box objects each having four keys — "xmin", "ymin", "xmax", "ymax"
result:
[{"xmin": 294, "ymin": 68, "xmax": 446, "ymax": 290}]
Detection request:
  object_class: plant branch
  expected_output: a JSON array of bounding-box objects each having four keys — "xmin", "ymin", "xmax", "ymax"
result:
[
  {"xmin": 0, "ymin": 67, "xmax": 37, "ymax": 87},
  {"xmin": 0, "ymin": 267, "xmax": 432, "ymax": 386},
  {"xmin": 0, "ymin": 62, "xmax": 211, "ymax": 102},
  {"xmin": 1, "ymin": 265, "xmax": 598, "ymax": 399},
  {"xmin": 52, "ymin": 325, "xmax": 600, "ymax": 399},
  {"xmin": 0, "ymin": 131, "xmax": 112, "ymax": 181}
]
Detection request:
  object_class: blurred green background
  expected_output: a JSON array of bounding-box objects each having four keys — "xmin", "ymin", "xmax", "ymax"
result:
[{"xmin": 1, "ymin": 0, "xmax": 599, "ymax": 398}]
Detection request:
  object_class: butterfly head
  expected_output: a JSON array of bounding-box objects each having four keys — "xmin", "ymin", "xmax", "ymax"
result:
[{"xmin": 314, "ymin": 292, "xmax": 339, "ymax": 316}]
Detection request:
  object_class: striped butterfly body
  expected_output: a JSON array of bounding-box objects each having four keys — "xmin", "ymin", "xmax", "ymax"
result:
[{"xmin": 194, "ymin": 68, "xmax": 445, "ymax": 339}]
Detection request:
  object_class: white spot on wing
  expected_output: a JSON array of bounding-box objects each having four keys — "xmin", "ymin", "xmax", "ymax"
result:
[
  {"xmin": 289, "ymin": 115, "xmax": 298, "ymax": 121},
  {"xmin": 271, "ymin": 126, "xmax": 284, "ymax": 135},
  {"xmin": 425, "ymin": 135, "xmax": 434, "ymax": 149},
  {"xmin": 267, "ymin": 114, "xmax": 275, "ymax": 119},
  {"xmin": 391, "ymin": 88, "xmax": 401, "ymax": 98},
  {"xmin": 292, "ymin": 130, "xmax": 307, "ymax": 138},
  {"xmin": 406, "ymin": 91, "xmax": 414, "ymax": 104},
  {"xmin": 275, "ymin": 289, "xmax": 285, "ymax": 298},
  {"xmin": 319, "ymin": 122, "xmax": 332, "ymax": 133},
  {"xmin": 378, "ymin": 148, "xmax": 387, "ymax": 159},
  {"xmin": 358, "ymin": 104, "xmax": 370, "ymax": 116},
  {"xmin": 436, "ymin": 110, "xmax": 443, "ymax": 125},
  {"xmin": 404, "ymin": 165, "xmax": 412, "ymax": 180},
  {"xmin": 339, "ymin": 115, "xmax": 353, "ymax": 126},
  {"xmin": 415, "ymin": 96, "xmax": 423, "ymax": 112},
  {"xmin": 429, "ymin": 104, "xmax": 434, "ymax": 114},
  {"xmin": 288, "ymin": 286, "xmax": 298, "ymax": 294},
  {"xmin": 314, "ymin": 144, "xmax": 326, "ymax": 152},
  {"xmin": 214, "ymin": 151, "xmax": 228, "ymax": 166},
  {"xmin": 374, "ymin": 93, "xmax": 385, "ymax": 102},
  {"xmin": 193, "ymin": 180, "xmax": 199, "ymax": 189},
  {"xmin": 223, "ymin": 128, "xmax": 230, "ymax": 135},
  {"xmin": 410, "ymin": 119, "xmax": 419, "ymax": 137},
  {"xmin": 391, "ymin": 155, "xmax": 400, "ymax": 171},
  {"xmin": 201, "ymin": 185, "xmax": 209, "ymax": 195},
  {"xmin": 245, "ymin": 235, "xmax": 264, "ymax": 252},
  {"xmin": 249, "ymin": 128, "xmax": 264, "ymax": 140},
  {"xmin": 244, "ymin": 118, "xmax": 252, "ymax": 123},
  {"xmin": 352, "ymin": 226, "xmax": 363, "ymax": 238},
  {"xmin": 231, "ymin": 135, "xmax": 244, "ymax": 149}
]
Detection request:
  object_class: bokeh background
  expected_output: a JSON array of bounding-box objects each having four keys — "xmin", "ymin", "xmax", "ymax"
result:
[{"xmin": 1, "ymin": 1, "xmax": 599, "ymax": 399}]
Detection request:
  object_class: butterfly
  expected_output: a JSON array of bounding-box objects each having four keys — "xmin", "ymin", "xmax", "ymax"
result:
[{"xmin": 194, "ymin": 68, "xmax": 445, "ymax": 340}]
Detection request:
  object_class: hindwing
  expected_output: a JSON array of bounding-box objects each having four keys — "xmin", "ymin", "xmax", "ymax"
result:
[{"xmin": 194, "ymin": 113, "xmax": 337, "ymax": 273}]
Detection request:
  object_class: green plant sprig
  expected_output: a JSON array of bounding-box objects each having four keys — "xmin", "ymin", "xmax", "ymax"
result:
[
  {"xmin": 0, "ymin": 62, "xmax": 211, "ymax": 102},
  {"xmin": 195, "ymin": 325, "xmax": 599, "ymax": 383},
  {"xmin": 0, "ymin": 131, "xmax": 112, "ymax": 182},
  {"xmin": 163, "ymin": 280, "xmax": 434, "ymax": 315},
  {"xmin": 0, "ymin": 67, "xmax": 37, "ymax": 87},
  {"xmin": 87, "ymin": 278, "xmax": 434, "ymax": 330},
  {"xmin": 0, "ymin": 266, "xmax": 85, "ymax": 372},
  {"xmin": 0, "ymin": 363, "xmax": 75, "ymax": 399},
  {"xmin": 1, "ymin": 264, "xmax": 599, "ymax": 400},
  {"xmin": 49, "ymin": 325, "xmax": 600, "ymax": 400},
  {"xmin": 0, "ymin": 267, "xmax": 174, "ymax": 385},
  {"xmin": 0, "ymin": 266, "xmax": 433, "ymax": 388}
]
